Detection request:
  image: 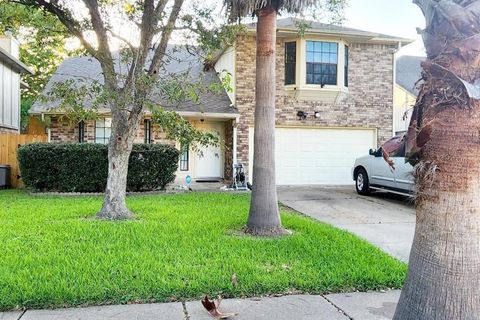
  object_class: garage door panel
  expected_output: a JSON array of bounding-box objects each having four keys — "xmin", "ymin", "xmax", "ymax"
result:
[{"xmin": 249, "ymin": 127, "xmax": 376, "ymax": 185}]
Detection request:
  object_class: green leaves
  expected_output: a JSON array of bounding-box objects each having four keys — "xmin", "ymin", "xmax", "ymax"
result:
[{"xmin": 151, "ymin": 108, "xmax": 220, "ymax": 152}]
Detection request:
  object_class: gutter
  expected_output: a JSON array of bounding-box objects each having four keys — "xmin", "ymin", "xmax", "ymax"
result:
[
  {"xmin": 0, "ymin": 46, "xmax": 33, "ymax": 74},
  {"xmin": 392, "ymin": 41, "xmax": 402, "ymax": 136}
]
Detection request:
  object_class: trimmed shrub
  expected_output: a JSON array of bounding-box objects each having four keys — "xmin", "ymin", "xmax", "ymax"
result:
[{"xmin": 18, "ymin": 143, "xmax": 179, "ymax": 192}]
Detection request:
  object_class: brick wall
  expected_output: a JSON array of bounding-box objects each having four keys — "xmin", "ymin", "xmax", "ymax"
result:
[
  {"xmin": 48, "ymin": 116, "xmax": 234, "ymax": 179},
  {"xmin": 234, "ymin": 35, "xmax": 395, "ymax": 168},
  {"xmin": 50, "ymin": 117, "xmax": 174, "ymax": 145}
]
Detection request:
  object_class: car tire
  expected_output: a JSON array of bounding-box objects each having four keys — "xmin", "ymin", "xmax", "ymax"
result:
[{"xmin": 355, "ymin": 168, "xmax": 371, "ymax": 195}]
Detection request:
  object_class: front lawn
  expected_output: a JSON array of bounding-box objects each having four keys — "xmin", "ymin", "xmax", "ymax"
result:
[{"xmin": 0, "ymin": 190, "xmax": 406, "ymax": 311}]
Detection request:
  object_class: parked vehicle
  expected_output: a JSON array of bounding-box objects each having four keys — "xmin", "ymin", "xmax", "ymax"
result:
[{"xmin": 352, "ymin": 135, "xmax": 414, "ymax": 196}]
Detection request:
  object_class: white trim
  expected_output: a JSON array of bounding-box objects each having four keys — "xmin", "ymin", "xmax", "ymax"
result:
[
  {"xmin": 232, "ymin": 119, "xmax": 238, "ymax": 181},
  {"xmin": 177, "ymin": 111, "xmax": 239, "ymax": 120},
  {"xmin": 33, "ymin": 110, "xmax": 240, "ymax": 121}
]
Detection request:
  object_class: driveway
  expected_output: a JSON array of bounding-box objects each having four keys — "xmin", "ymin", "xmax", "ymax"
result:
[{"xmin": 278, "ymin": 186, "xmax": 415, "ymax": 262}]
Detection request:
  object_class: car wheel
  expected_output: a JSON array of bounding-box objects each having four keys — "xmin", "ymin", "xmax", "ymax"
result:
[{"xmin": 355, "ymin": 168, "xmax": 370, "ymax": 195}]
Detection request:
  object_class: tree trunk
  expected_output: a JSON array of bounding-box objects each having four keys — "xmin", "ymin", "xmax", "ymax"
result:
[
  {"xmin": 246, "ymin": 6, "xmax": 287, "ymax": 236},
  {"xmin": 393, "ymin": 108, "xmax": 480, "ymax": 319},
  {"xmin": 394, "ymin": 1, "xmax": 480, "ymax": 318},
  {"xmin": 96, "ymin": 112, "xmax": 139, "ymax": 220}
]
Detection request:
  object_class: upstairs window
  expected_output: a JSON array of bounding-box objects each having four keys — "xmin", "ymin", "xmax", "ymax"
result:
[
  {"xmin": 306, "ymin": 41, "xmax": 338, "ymax": 86},
  {"xmin": 344, "ymin": 45, "xmax": 349, "ymax": 87},
  {"xmin": 285, "ymin": 42, "xmax": 296, "ymax": 85},
  {"xmin": 144, "ymin": 119, "xmax": 152, "ymax": 144},
  {"xmin": 95, "ymin": 118, "xmax": 111, "ymax": 144},
  {"xmin": 78, "ymin": 121, "xmax": 85, "ymax": 143}
]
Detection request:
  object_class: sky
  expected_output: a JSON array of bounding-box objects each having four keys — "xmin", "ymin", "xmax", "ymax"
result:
[
  {"xmin": 343, "ymin": 0, "xmax": 426, "ymax": 57},
  {"xmin": 62, "ymin": 0, "xmax": 428, "ymax": 57}
]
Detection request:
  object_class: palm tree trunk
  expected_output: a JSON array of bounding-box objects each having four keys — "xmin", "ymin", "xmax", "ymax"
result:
[
  {"xmin": 246, "ymin": 6, "xmax": 286, "ymax": 236},
  {"xmin": 394, "ymin": 1, "xmax": 480, "ymax": 317},
  {"xmin": 394, "ymin": 108, "xmax": 480, "ymax": 319}
]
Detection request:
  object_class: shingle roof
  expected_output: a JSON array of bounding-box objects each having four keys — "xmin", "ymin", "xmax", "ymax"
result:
[
  {"xmin": 31, "ymin": 46, "xmax": 237, "ymax": 116},
  {"xmin": 246, "ymin": 17, "xmax": 414, "ymax": 44},
  {"xmin": 396, "ymin": 55, "xmax": 425, "ymax": 96}
]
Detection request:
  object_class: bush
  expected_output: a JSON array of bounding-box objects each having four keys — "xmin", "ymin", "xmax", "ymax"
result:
[{"xmin": 18, "ymin": 143, "xmax": 179, "ymax": 192}]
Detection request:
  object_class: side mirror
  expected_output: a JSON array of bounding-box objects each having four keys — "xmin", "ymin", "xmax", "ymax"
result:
[{"xmin": 369, "ymin": 148, "xmax": 376, "ymax": 156}]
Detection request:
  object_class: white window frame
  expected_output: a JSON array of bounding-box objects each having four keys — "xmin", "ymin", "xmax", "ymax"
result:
[
  {"xmin": 284, "ymin": 37, "xmax": 349, "ymax": 92},
  {"xmin": 95, "ymin": 117, "xmax": 112, "ymax": 144}
]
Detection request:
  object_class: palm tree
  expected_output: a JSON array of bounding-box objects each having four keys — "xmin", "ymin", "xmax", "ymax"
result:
[
  {"xmin": 223, "ymin": 0, "xmax": 315, "ymax": 236},
  {"xmin": 394, "ymin": 1, "xmax": 480, "ymax": 318}
]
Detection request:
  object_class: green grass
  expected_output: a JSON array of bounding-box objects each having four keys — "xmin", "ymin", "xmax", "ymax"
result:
[{"xmin": 0, "ymin": 190, "xmax": 406, "ymax": 311}]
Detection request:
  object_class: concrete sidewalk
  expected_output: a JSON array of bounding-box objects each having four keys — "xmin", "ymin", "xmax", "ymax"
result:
[{"xmin": 0, "ymin": 290, "xmax": 400, "ymax": 320}]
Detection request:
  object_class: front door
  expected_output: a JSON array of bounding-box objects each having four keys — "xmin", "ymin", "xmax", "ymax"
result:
[{"xmin": 195, "ymin": 122, "xmax": 224, "ymax": 179}]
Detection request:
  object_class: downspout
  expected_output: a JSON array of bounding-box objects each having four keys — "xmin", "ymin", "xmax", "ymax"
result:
[
  {"xmin": 41, "ymin": 113, "xmax": 51, "ymax": 142},
  {"xmin": 232, "ymin": 117, "xmax": 238, "ymax": 182},
  {"xmin": 392, "ymin": 41, "xmax": 402, "ymax": 136}
]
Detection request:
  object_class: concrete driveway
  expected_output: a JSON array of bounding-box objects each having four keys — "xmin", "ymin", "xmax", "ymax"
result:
[{"xmin": 278, "ymin": 186, "xmax": 415, "ymax": 262}]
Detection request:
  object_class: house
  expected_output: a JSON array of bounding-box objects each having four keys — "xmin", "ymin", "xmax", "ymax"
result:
[
  {"xmin": 394, "ymin": 55, "xmax": 424, "ymax": 135},
  {"xmin": 0, "ymin": 34, "xmax": 33, "ymax": 134},
  {"xmin": 30, "ymin": 18, "xmax": 412, "ymax": 185}
]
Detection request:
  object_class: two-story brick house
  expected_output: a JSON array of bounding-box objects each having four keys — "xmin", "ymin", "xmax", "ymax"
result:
[{"xmin": 31, "ymin": 18, "xmax": 411, "ymax": 185}]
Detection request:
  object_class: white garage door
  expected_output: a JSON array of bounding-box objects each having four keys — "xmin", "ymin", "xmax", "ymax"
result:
[{"xmin": 249, "ymin": 127, "xmax": 376, "ymax": 185}]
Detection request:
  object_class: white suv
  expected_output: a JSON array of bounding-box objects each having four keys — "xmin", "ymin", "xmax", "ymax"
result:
[{"xmin": 352, "ymin": 135, "xmax": 414, "ymax": 196}]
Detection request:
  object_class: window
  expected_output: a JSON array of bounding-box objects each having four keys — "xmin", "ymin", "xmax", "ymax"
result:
[
  {"xmin": 95, "ymin": 118, "xmax": 111, "ymax": 144},
  {"xmin": 78, "ymin": 121, "xmax": 85, "ymax": 143},
  {"xmin": 344, "ymin": 45, "xmax": 349, "ymax": 87},
  {"xmin": 285, "ymin": 42, "xmax": 296, "ymax": 85},
  {"xmin": 179, "ymin": 144, "xmax": 189, "ymax": 171},
  {"xmin": 144, "ymin": 119, "xmax": 152, "ymax": 144},
  {"xmin": 306, "ymin": 41, "xmax": 338, "ymax": 86}
]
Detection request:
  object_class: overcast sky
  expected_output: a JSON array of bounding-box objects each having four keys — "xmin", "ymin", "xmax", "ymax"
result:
[{"xmin": 344, "ymin": 0, "xmax": 426, "ymax": 56}]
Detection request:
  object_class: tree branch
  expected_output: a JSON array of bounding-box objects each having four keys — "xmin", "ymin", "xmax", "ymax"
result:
[
  {"xmin": 82, "ymin": 0, "xmax": 117, "ymax": 93},
  {"xmin": 20, "ymin": 0, "xmax": 97, "ymax": 56},
  {"xmin": 148, "ymin": 0, "xmax": 185, "ymax": 75}
]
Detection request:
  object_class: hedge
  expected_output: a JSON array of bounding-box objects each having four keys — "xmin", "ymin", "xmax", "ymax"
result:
[{"xmin": 17, "ymin": 143, "xmax": 179, "ymax": 192}]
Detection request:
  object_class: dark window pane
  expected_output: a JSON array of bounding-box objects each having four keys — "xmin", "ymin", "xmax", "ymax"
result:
[
  {"xmin": 306, "ymin": 73, "xmax": 313, "ymax": 84},
  {"xmin": 314, "ymin": 63, "xmax": 322, "ymax": 74},
  {"xmin": 285, "ymin": 41, "xmax": 296, "ymax": 85},
  {"xmin": 307, "ymin": 62, "xmax": 314, "ymax": 74},
  {"xmin": 180, "ymin": 144, "xmax": 189, "ymax": 171},
  {"xmin": 78, "ymin": 121, "xmax": 85, "ymax": 143},
  {"xmin": 345, "ymin": 45, "xmax": 349, "ymax": 87}
]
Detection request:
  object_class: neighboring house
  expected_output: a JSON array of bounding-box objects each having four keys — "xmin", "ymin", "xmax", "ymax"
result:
[
  {"xmin": 31, "ymin": 18, "xmax": 412, "ymax": 185},
  {"xmin": 0, "ymin": 35, "xmax": 33, "ymax": 134},
  {"xmin": 394, "ymin": 55, "xmax": 424, "ymax": 135}
]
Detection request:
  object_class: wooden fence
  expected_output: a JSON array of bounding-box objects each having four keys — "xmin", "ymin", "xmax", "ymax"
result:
[{"xmin": 0, "ymin": 133, "xmax": 48, "ymax": 188}]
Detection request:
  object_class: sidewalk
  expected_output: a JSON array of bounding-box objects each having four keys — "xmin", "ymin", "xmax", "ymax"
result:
[{"xmin": 0, "ymin": 290, "xmax": 400, "ymax": 320}]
